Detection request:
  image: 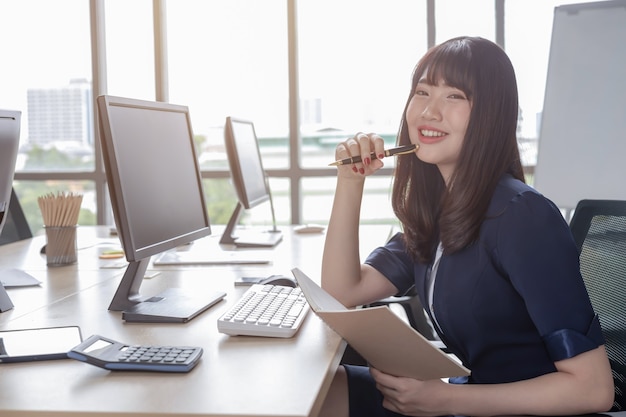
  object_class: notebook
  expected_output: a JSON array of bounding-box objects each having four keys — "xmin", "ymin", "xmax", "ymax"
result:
[{"xmin": 291, "ymin": 267, "xmax": 470, "ymax": 380}]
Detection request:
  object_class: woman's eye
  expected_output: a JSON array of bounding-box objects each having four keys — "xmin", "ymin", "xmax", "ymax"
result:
[
  {"xmin": 449, "ymin": 93, "xmax": 467, "ymax": 100},
  {"xmin": 414, "ymin": 89, "xmax": 428, "ymax": 96}
]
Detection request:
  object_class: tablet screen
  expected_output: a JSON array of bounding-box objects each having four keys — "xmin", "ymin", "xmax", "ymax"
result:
[{"xmin": 0, "ymin": 326, "xmax": 82, "ymax": 362}]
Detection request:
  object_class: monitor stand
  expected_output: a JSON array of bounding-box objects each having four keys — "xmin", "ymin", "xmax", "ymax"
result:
[
  {"xmin": 219, "ymin": 202, "xmax": 282, "ymax": 248},
  {"xmin": 0, "ymin": 284, "xmax": 13, "ymax": 312},
  {"xmin": 108, "ymin": 258, "xmax": 226, "ymax": 323}
]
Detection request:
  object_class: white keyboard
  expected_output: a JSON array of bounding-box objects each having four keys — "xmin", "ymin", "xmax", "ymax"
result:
[{"xmin": 217, "ymin": 284, "xmax": 309, "ymax": 338}]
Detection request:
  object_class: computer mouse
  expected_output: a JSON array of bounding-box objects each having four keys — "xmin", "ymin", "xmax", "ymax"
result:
[
  {"xmin": 294, "ymin": 224, "xmax": 325, "ymax": 234},
  {"xmin": 260, "ymin": 275, "xmax": 298, "ymax": 288}
]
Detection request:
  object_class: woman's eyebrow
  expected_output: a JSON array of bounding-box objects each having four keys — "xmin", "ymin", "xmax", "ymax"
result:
[{"xmin": 417, "ymin": 78, "xmax": 450, "ymax": 87}]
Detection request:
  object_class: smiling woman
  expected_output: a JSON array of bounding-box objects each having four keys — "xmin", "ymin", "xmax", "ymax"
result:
[{"xmin": 319, "ymin": 36, "xmax": 614, "ymax": 417}]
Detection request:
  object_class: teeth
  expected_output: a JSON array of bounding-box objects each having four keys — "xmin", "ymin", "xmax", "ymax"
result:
[{"xmin": 420, "ymin": 129, "xmax": 446, "ymax": 137}]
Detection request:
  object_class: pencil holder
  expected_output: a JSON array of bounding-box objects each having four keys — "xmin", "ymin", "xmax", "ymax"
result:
[
  {"xmin": 45, "ymin": 225, "xmax": 77, "ymax": 266},
  {"xmin": 38, "ymin": 192, "xmax": 83, "ymax": 267}
]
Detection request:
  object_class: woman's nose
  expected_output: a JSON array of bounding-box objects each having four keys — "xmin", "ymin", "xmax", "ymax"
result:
[{"xmin": 421, "ymin": 100, "xmax": 442, "ymax": 120}]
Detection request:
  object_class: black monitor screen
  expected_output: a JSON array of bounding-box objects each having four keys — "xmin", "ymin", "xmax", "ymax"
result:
[{"xmin": 97, "ymin": 95, "xmax": 224, "ymax": 323}]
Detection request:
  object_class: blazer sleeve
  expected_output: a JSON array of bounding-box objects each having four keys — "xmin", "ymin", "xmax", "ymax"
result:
[
  {"xmin": 493, "ymin": 191, "xmax": 604, "ymax": 361},
  {"xmin": 364, "ymin": 232, "xmax": 416, "ymax": 296}
]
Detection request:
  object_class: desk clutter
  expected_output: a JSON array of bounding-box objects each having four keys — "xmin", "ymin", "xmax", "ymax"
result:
[
  {"xmin": 0, "ymin": 224, "xmax": 348, "ymax": 416},
  {"xmin": 0, "ymin": 326, "xmax": 202, "ymax": 373}
]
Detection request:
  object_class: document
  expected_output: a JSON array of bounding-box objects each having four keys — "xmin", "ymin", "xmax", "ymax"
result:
[
  {"xmin": 291, "ymin": 268, "xmax": 470, "ymax": 380},
  {"xmin": 153, "ymin": 248, "xmax": 270, "ymax": 266},
  {"xmin": 0, "ymin": 268, "xmax": 41, "ymax": 287}
]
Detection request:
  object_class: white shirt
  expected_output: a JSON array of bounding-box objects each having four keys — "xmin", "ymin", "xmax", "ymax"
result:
[{"xmin": 426, "ymin": 242, "xmax": 444, "ymax": 334}]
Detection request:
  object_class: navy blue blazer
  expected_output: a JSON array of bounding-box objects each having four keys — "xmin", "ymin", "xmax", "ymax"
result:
[{"xmin": 365, "ymin": 175, "xmax": 604, "ymax": 384}]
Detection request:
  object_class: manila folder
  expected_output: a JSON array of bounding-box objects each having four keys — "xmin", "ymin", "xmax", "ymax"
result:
[{"xmin": 291, "ymin": 267, "xmax": 470, "ymax": 380}]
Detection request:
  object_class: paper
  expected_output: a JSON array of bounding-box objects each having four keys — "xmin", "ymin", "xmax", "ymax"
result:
[
  {"xmin": 153, "ymin": 249, "xmax": 270, "ymax": 266},
  {"xmin": 291, "ymin": 267, "xmax": 470, "ymax": 380},
  {"xmin": 0, "ymin": 268, "xmax": 41, "ymax": 288}
]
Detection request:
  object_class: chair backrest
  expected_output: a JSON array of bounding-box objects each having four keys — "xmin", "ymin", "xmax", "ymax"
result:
[{"xmin": 569, "ymin": 199, "xmax": 626, "ymax": 412}]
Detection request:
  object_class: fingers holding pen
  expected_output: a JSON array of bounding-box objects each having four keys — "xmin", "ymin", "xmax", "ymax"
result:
[
  {"xmin": 348, "ymin": 135, "xmax": 366, "ymax": 174},
  {"xmin": 356, "ymin": 132, "xmax": 385, "ymax": 166},
  {"xmin": 337, "ymin": 132, "xmax": 385, "ymax": 175}
]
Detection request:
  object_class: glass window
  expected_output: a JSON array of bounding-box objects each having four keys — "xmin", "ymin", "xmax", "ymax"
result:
[
  {"xmin": 13, "ymin": 180, "xmax": 96, "ymax": 234},
  {"xmin": 435, "ymin": 0, "xmax": 495, "ymax": 43},
  {"xmin": 0, "ymin": 0, "xmax": 96, "ymax": 232},
  {"xmin": 297, "ymin": 0, "xmax": 427, "ymax": 168},
  {"xmin": 166, "ymin": 0, "xmax": 289, "ymax": 172},
  {"xmin": 0, "ymin": 0, "xmax": 93, "ymax": 173},
  {"xmin": 105, "ymin": 0, "xmax": 155, "ymax": 101},
  {"xmin": 302, "ymin": 176, "xmax": 396, "ymax": 224},
  {"xmin": 296, "ymin": 1, "xmax": 427, "ymax": 226}
]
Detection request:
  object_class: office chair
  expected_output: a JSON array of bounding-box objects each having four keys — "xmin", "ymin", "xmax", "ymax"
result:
[
  {"xmin": 0, "ymin": 188, "xmax": 32, "ymax": 245},
  {"xmin": 366, "ymin": 289, "xmax": 436, "ymax": 340},
  {"xmin": 569, "ymin": 199, "xmax": 626, "ymax": 412}
]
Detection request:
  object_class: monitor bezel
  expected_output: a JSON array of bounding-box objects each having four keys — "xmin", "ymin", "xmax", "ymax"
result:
[
  {"xmin": 97, "ymin": 95, "xmax": 212, "ymax": 263},
  {"xmin": 220, "ymin": 116, "xmax": 281, "ymax": 248},
  {"xmin": 223, "ymin": 116, "xmax": 271, "ymax": 210},
  {"xmin": 0, "ymin": 110, "xmax": 21, "ymax": 237}
]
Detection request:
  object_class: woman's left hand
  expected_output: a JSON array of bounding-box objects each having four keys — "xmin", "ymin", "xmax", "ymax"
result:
[{"xmin": 370, "ymin": 367, "xmax": 450, "ymax": 417}]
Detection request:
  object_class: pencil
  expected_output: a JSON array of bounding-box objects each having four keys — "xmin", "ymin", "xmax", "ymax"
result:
[{"xmin": 328, "ymin": 144, "xmax": 418, "ymax": 166}]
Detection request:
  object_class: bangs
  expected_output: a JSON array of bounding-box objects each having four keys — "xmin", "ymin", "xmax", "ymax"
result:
[{"xmin": 414, "ymin": 38, "xmax": 475, "ymax": 97}]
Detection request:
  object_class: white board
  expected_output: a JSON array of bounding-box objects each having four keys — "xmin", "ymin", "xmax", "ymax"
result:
[{"xmin": 534, "ymin": 0, "xmax": 626, "ymax": 210}]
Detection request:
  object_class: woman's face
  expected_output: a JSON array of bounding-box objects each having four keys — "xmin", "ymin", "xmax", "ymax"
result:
[{"xmin": 405, "ymin": 76, "xmax": 472, "ymax": 183}]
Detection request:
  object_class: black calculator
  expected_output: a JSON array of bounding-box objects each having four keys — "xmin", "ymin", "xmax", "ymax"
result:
[{"xmin": 68, "ymin": 334, "xmax": 203, "ymax": 373}]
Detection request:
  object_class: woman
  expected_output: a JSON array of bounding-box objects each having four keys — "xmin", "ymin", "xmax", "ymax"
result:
[{"xmin": 319, "ymin": 36, "xmax": 613, "ymax": 417}]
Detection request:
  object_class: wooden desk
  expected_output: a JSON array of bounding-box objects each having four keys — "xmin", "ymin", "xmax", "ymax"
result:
[
  {"xmin": 0, "ymin": 225, "xmax": 391, "ymax": 417},
  {"xmin": 0, "ymin": 228, "xmax": 124, "ymax": 326}
]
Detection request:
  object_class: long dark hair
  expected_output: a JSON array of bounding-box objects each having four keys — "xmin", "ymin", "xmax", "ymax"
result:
[{"xmin": 392, "ymin": 36, "xmax": 524, "ymax": 263}]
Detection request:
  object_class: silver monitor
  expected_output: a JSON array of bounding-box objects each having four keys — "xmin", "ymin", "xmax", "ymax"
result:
[
  {"xmin": 220, "ymin": 117, "xmax": 282, "ymax": 247},
  {"xmin": 0, "ymin": 109, "xmax": 21, "ymax": 313},
  {"xmin": 97, "ymin": 95, "xmax": 225, "ymax": 323},
  {"xmin": 0, "ymin": 110, "xmax": 21, "ymax": 238}
]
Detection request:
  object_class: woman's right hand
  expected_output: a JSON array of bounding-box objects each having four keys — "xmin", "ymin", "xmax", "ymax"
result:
[
  {"xmin": 323, "ymin": 131, "xmax": 399, "ymax": 307},
  {"xmin": 334, "ymin": 132, "xmax": 386, "ymax": 179}
]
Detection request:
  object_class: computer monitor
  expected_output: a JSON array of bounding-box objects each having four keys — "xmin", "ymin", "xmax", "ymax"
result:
[
  {"xmin": 220, "ymin": 117, "xmax": 282, "ymax": 247},
  {"xmin": 0, "ymin": 109, "xmax": 21, "ymax": 312},
  {"xmin": 96, "ymin": 95, "xmax": 225, "ymax": 323},
  {"xmin": 0, "ymin": 110, "xmax": 21, "ymax": 240}
]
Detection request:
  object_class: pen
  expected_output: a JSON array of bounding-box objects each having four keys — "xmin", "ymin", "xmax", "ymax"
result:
[{"xmin": 328, "ymin": 144, "xmax": 418, "ymax": 166}]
